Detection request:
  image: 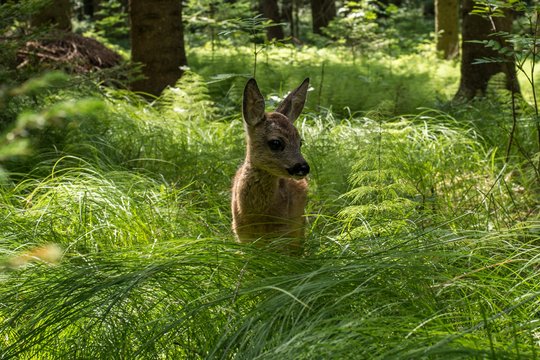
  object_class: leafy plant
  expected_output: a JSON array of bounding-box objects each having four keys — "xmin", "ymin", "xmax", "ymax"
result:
[
  {"xmin": 93, "ymin": 0, "xmax": 129, "ymax": 43},
  {"xmin": 323, "ymin": 1, "xmax": 381, "ymax": 63},
  {"xmin": 338, "ymin": 113, "xmax": 507, "ymax": 246},
  {"xmin": 218, "ymin": 14, "xmax": 290, "ymax": 78},
  {"xmin": 184, "ymin": 0, "xmax": 252, "ymax": 60},
  {"xmin": 470, "ymin": 0, "xmax": 540, "ymax": 174}
]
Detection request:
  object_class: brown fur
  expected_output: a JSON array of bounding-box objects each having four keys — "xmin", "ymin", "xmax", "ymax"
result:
[{"xmin": 232, "ymin": 79, "xmax": 310, "ymax": 254}]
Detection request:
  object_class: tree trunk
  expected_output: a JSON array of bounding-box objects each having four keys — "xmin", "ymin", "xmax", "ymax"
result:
[
  {"xmin": 31, "ymin": 0, "xmax": 72, "ymax": 31},
  {"xmin": 293, "ymin": 0, "xmax": 300, "ymax": 38},
  {"xmin": 282, "ymin": 0, "xmax": 296, "ymax": 38},
  {"xmin": 454, "ymin": 0, "xmax": 520, "ymax": 101},
  {"xmin": 129, "ymin": 0, "xmax": 187, "ymax": 96},
  {"xmin": 82, "ymin": 0, "xmax": 100, "ymax": 18},
  {"xmin": 435, "ymin": 0, "xmax": 459, "ymax": 59},
  {"xmin": 311, "ymin": 0, "xmax": 335, "ymax": 35},
  {"xmin": 260, "ymin": 0, "xmax": 284, "ymax": 40}
]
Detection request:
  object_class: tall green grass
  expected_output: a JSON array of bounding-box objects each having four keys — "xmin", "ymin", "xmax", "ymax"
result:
[
  {"xmin": 188, "ymin": 45, "xmax": 460, "ymax": 116},
  {"xmin": 1, "ymin": 54, "xmax": 540, "ymax": 359}
]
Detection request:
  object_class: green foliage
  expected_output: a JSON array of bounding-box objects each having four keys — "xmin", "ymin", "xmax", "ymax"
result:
[
  {"xmin": 0, "ymin": 71, "xmax": 72, "ymax": 181},
  {"xmin": 341, "ymin": 116, "xmax": 478, "ymax": 238},
  {"xmin": 1, "ymin": 2, "xmax": 540, "ymax": 358},
  {"xmin": 337, "ymin": 112, "xmax": 534, "ymax": 249},
  {"xmin": 468, "ymin": 0, "xmax": 540, "ymax": 167},
  {"xmin": 72, "ymin": 0, "xmax": 130, "ymax": 48},
  {"xmin": 184, "ymin": 0, "xmax": 254, "ymax": 46},
  {"xmin": 322, "ymin": 1, "xmax": 434, "ymax": 59},
  {"xmin": 189, "ymin": 45, "xmax": 459, "ymax": 117},
  {"xmin": 218, "ymin": 15, "xmax": 292, "ymax": 77},
  {"xmin": 0, "ymin": 0, "xmax": 50, "ymax": 84},
  {"xmin": 93, "ymin": 0, "xmax": 129, "ymax": 42},
  {"xmin": 323, "ymin": 1, "xmax": 381, "ymax": 62},
  {"xmin": 0, "ymin": 64, "xmax": 538, "ymax": 357},
  {"xmin": 378, "ymin": 3, "xmax": 435, "ymax": 55},
  {"xmin": 185, "ymin": 2, "xmax": 291, "ymax": 77}
]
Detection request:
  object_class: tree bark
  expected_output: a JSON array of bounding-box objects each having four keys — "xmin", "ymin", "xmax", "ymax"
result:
[
  {"xmin": 454, "ymin": 0, "xmax": 520, "ymax": 101},
  {"xmin": 82, "ymin": 0, "xmax": 100, "ymax": 18},
  {"xmin": 31, "ymin": 0, "xmax": 72, "ymax": 31},
  {"xmin": 260, "ymin": 0, "xmax": 284, "ymax": 40},
  {"xmin": 435, "ymin": 0, "xmax": 459, "ymax": 59},
  {"xmin": 282, "ymin": 0, "xmax": 296, "ymax": 38},
  {"xmin": 129, "ymin": 0, "xmax": 187, "ymax": 96},
  {"xmin": 311, "ymin": 0, "xmax": 336, "ymax": 35}
]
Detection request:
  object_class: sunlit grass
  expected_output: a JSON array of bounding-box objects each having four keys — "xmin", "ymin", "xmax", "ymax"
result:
[
  {"xmin": 188, "ymin": 44, "xmax": 461, "ymax": 116},
  {"xmin": 1, "ymin": 52, "xmax": 539, "ymax": 359}
]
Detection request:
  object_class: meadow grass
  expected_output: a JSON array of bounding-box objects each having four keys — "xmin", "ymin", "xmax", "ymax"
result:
[{"xmin": 0, "ymin": 48, "xmax": 539, "ymax": 359}]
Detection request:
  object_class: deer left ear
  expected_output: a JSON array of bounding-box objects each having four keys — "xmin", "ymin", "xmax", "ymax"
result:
[
  {"xmin": 243, "ymin": 78, "xmax": 266, "ymax": 127},
  {"xmin": 275, "ymin": 78, "xmax": 309, "ymax": 123}
]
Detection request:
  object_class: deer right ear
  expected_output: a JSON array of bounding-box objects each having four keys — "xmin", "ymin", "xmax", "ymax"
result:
[
  {"xmin": 275, "ymin": 78, "xmax": 309, "ymax": 123},
  {"xmin": 243, "ymin": 78, "xmax": 266, "ymax": 127}
]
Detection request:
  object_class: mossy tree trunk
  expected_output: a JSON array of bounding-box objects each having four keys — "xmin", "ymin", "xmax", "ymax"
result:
[
  {"xmin": 129, "ymin": 0, "xmax": 187, "ymax": 96},
  {"xmin": 435, "ymin": 0, "xmax": 459, "ymax": 59},
  {"xmin": 311, "ymin": 0, "xmax": 335, "ymax": 35},
  {"xmin": 454, "ymin": 0, "xmax": 520, "ymax": 101}
]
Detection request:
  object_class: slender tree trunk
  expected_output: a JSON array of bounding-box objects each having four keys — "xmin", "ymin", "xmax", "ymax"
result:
[
  {"xmin": 454, "ymin": 0, "xmax": 520, "ymax": 101},
  {"xmin": 82, "ymin": 0, "xmax": 100, "ymax": 19},
  {"xmin": 311, "ymin": 0, "xmax": 336, "ymax": 35},
  {"xmin": 293, "ymin": 0, "xmax": 300, "ymax": 38},
  {"xmin": 260, "ymin": 0, "xmax": 284, "ymax": 40},
  {"xmin": 282, "ymin": 0, "xmax": 295, "ymax": 37},
  {"xmin": 129, "ymin": 0, "xmax": 187, "ymax": 96},
  {"xmin": 31, "ymin": 0, "xmax": 72, "ymax": 31},
  {"xmin": 435, "ymin": 0, "xmax": 459, "ymax": 59}
]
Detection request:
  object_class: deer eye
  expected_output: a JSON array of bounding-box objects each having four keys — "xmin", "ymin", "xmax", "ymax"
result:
[{"xmin": 268, "ymin": 139, "xmax": 284, "ymax": 151}]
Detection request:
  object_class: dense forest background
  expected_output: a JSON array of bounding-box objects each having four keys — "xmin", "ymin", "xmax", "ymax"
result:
[{"xmin": 1, "ymin": 0, "xmax": 540, "ymax": 358}]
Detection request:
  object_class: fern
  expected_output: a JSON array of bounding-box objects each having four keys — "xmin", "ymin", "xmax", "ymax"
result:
[
  {"xmin": 340, "ymin": 114, "xmax": 503, "ymax": 243},
  {"xmin": 158, "ymin": 70, "xmax": 217, "ymax": 121}
]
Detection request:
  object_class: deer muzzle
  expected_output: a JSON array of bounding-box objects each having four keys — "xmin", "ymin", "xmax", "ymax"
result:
[{"xmin": 287, "ymin": 162, "xmax": 310, "ymax": 177}]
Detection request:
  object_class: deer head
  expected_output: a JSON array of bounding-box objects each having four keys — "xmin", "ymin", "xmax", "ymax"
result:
[{"xmin": 242, "ymin": 78, "xmax": 310, "ymax": 179}]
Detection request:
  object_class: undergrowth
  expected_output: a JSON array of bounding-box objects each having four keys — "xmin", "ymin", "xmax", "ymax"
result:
[
  {"xmin": 0, "ymin": 62, "xmax": 539, "ymax": 359},
  {"xmin": 187, "ymin": 45, "xmax": 460, "ymax": 117}
]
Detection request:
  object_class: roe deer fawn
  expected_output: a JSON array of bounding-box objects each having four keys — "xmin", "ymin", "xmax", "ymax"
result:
[{"xmin": 231, "ymin": 78, "xmax": 310, "ymax": 254}]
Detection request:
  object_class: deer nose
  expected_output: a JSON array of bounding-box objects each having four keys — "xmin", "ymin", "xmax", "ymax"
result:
[{"xmin": 288, "ymin": 162, "xmax": 310, "ymax": 177}]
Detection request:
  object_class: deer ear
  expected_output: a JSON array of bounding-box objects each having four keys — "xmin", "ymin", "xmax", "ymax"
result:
[
  {"xmin": 243, "ymin": 78, "xmax": 265, "ymax": 126},
  {"xmin": 275, "ymin": 78, "xmax": 309, "ymax": 123}
]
